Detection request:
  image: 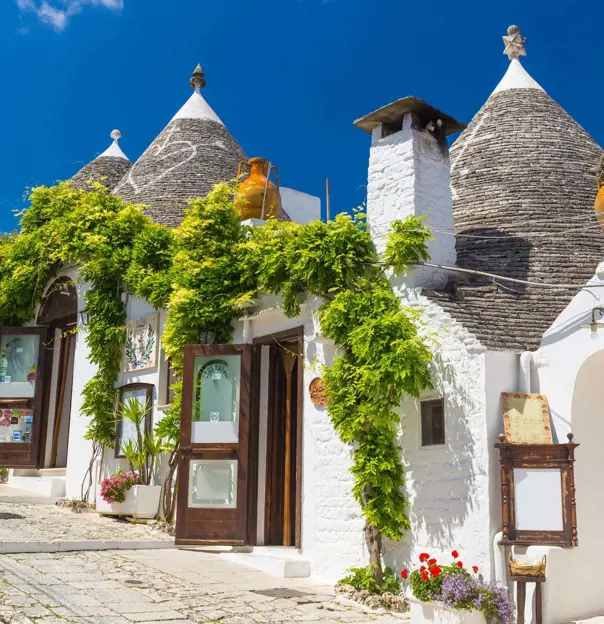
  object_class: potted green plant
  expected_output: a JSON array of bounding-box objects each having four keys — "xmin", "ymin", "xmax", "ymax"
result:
[
  {"xmin": 96, "ymin": 398, "xmax": 164, "ymax": 519},
  {"xmin": 401, "ymin": 550, "xmax": 514, "ymax": 624}
]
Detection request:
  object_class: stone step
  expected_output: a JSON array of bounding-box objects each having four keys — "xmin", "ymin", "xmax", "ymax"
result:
[
  {"xmin": 9, "ymin": 475, "xmax": 66, "ymax": 498},
  {"xmin": 220, "ymin": 546, "xmax": 311, "ymax": 578}
]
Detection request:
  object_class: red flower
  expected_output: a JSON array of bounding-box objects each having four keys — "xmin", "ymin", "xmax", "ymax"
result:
[
  {"xmin": 401, "ymin": 568, "xmax": 409, "ymax": 580},
  {"xmin": 428, "ymin": 558, "xmax": 437, "ymax": 566},
  {"xmin": 421, "ymin": 570, "xmax": 429, "ymax": 581},
  {"xmin": 429, "ymin": 565, "xmax": 441, "ymax": 578},
  {"xmin": 419, "ymin": 553, "xmax": 430, "ymax": 562},
  {"xmin": 451, "ymin": 550, "xmax": 459, "ymax": 559},
  {"xmin": 420, "ymin": 566, "xmax": 426, "ymax": 572},
  {"xmin": 457, "ymin": 561, "xmax": 463, "ymax": 568},
  {"xmin": 472, "ymin": 566, "xmax": 479, "ymax": 573}
]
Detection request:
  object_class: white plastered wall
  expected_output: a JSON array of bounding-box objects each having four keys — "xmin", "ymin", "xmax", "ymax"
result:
[
  {"xmin": 232, "ymin": 297, "xmax": 366, "ymax": 582},
  {"xmin": 383, "ymin": 289, "xmax": 504, "ymax": 581},
  {"xmin": 65, "ymin": 288, "xmax": 169, "ymax": 501},
  {"xmin": 232, "ymin": 290, "xmax": 507, "ymax": 585},
  {"xmin": 507, "ymin": 272, "xmax": 604, "ymax": 624}
]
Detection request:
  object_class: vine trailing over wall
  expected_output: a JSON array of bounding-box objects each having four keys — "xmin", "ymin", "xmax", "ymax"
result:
[
  {"xmin": 0, "ymin": 182, "xmax": 173, "ymax": 498},
  {"xmin": 0, "ymin": 179, "xmax": 433, "ymax": 580}
]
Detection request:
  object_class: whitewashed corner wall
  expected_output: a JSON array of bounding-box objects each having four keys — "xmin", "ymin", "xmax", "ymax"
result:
[
  {"xmin": 512, "ymin": 277, "xmax": 604, "ymax": 624},
  {"xmin": 383, "ymin": 292, "xmax": 500, "ymax": 581},
  {"xmin": 65, "ymin": 279, "xmax": 95, "ymax": 500}
]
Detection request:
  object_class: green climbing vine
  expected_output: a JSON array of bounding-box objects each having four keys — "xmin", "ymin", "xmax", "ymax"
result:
[{"xmin": 0, "ymin": 178, "xmax": 433, "ymax": 579}]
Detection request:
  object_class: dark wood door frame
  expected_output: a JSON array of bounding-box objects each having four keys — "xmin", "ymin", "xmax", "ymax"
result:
[
  {"xmin": 253, "ymin": 326, "xmax": 304, "ymax": 550},
  {"xmin": 38, "ymin": 321, "xmax": 77, "ymax": 470},
  {"xmin": 176, "ymin": 343, "xmax": 259, "ymax": 546}
]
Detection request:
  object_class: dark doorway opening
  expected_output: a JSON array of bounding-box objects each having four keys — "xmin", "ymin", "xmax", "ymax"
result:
[
  {"xmin": 37, "ymin": 278, "xmax": 77, "ymax": 469},
  {"xmin": 254, "ymin": 328, "xmax": 303, "ymax": 549}
]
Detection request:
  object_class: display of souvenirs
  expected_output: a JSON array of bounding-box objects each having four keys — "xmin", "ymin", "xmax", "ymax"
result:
[
  {"xmin": 0, "ymin": 409, "xmax": 33, "ymax": 443},
  {"xmin": 0, "ymin": 335, "xmax": 39, "ymax": 383}
]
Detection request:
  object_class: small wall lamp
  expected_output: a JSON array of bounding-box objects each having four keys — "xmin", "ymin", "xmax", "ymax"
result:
[
  {"xmin": 79, "ymin": 309, "xmax": 89, "ymax": 327},
  {"xmin": 580, "ymin": 306, "xmax": 604, "ymax": 339}
]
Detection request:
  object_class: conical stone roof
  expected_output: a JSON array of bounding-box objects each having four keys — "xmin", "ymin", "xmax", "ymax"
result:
[
  {"xmin": 427, "ymin": 26, "xmax": 603, "ymax": 351},
  {"xmin": 113, "ymin": 65, "xmax": 246, "ymax": 227},
  {"xmin": 71, "ymin": 130, "xmax": 131, "ymax": 192}
]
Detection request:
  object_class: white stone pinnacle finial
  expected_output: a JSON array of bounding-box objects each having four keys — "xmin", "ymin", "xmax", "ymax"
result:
[
  {"xmin": 189, "ymin": 64, "xmax": 207, "ymax": 93},
  {"xmin": 110, "ymin": 129, "xmax": 122, "ymax": 142},
  {"xmin": 503, "ymin": 25, "xmax": 527, "ymax": 61}
]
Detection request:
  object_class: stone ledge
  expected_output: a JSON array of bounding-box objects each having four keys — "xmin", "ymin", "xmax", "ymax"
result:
[{"xmin": 0, "ymin": 539, "xmax": 175, "ymax": 553}]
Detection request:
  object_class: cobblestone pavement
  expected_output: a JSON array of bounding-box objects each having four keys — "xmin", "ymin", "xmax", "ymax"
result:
[
  {"xmin": 0, "ymin": 502, "xmax": 173, "ymax": 544},
  {"xmin": 0, "ymin": 549, "xmax": 408, "ymax": 623}
]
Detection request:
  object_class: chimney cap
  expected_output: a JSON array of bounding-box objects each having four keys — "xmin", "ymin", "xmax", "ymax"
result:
[{"xmin": 354, "ymin": 96, "xmax": 465, "ymax": 136}]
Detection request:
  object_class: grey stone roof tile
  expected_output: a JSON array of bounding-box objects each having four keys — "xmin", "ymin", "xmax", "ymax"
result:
[{"xmin": 436, "ymin": 87, "xmax": 603, "ymax": 352}]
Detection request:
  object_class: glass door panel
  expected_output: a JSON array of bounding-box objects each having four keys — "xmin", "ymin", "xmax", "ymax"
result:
[
  {"xmin": 0, "ymin": 334, "xmax": 40, "ymax": 399},
  {"xmin": 192, "ymin": 354, "xmax": 241, "ymax": 444},
  {"xmin": 0, "ymin": 328, "xmax": 48, "ymax": 468},
  {"xmin": 188, "ymin": 459, "xmax": 238, "ymax": 509},
  {"xmin": 176, "ymin": 343, "xmax": 256, "ymax": 546}
]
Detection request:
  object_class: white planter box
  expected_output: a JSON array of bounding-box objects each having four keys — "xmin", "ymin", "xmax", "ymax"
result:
[
  {"xmin": 96, "ymin": 485, "xmax": 161, "ymax": 519},
  {"xmin": 409, "ymin": 598, "xmax": 485, "ymax": 624}
]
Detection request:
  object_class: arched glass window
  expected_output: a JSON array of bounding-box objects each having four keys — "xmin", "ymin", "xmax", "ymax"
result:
[{"xmin": 191, "ymin": 356, "xmax": 240, "ymax": 444}]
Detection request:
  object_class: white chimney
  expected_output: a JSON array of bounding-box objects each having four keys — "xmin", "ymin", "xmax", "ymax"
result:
[{"xmin": 355, "ymin": 97, "xmax": 464, "ymax": 288}]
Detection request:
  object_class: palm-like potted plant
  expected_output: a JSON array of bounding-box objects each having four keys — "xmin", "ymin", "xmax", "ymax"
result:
[{"xmin": 96, "ymin": 398, "xmax": 164, "ymax": 519}]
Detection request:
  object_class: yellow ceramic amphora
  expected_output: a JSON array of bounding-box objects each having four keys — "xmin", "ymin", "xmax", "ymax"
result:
[{"xmin": 234, "ymin": 157, "xmax": 282, "ymax": 220}]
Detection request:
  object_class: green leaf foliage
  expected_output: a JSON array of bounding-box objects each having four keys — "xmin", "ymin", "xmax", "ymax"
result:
[
  {"xmin": 3, "ymin": 175, "xmax": 433, "ymax": 545},
  {"xmin": 341, "ymin": 565, "xmax": 401, "ymax": 595}
]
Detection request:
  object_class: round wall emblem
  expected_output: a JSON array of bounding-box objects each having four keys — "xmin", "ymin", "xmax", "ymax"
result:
[{"xmin": 309, "ymin": 377, "xmax": 328, "ymax": 407}]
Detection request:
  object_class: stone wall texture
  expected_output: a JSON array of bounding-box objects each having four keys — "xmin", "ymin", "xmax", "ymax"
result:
[{"xmin": 434, "ymin": 87, "xmax": 604, "ymax": 351}]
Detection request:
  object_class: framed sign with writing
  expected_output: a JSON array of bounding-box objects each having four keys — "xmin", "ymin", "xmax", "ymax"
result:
[{"xmin": 502, "ymin": 393, "xmax": 552, "ymax": 445}]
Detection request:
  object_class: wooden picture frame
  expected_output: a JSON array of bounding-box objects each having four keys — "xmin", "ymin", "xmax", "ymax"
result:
[
  {"xmin": 115, "ymin": 383, "xmax": 153, "ymax": 459},
  {"xmin": 502, "ymin": 392, "xmax": 552, "ymax": 445},
  {"xmin": 495, "ymin": 433, "xmax": 578, "ymax": 547}
]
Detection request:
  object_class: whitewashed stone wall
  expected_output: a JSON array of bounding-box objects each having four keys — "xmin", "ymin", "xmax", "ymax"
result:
[
  {"xmin": 510, "ymin": 271, "xmax": 604, "ymax": 624},
  {"xmin": 232, "ymin": 300, "xmax": 366, "ymax": 582},
  {"xmin": 383, "ymin": 290, "xmax": 500, "ymax": 581}
]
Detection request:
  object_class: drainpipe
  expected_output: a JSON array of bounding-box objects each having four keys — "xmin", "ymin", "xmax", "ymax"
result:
[{"xmin": 519, "ymin": 351, "xmax": 533, "ymax": 393}]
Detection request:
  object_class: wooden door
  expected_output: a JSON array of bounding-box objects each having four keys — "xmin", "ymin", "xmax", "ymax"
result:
[
  {"xmin": 176, "ymin": 344, "xmax": 258, "ymax": 546},
  {"xmin": 0, "ymin": 327, "xmax": 48, "ymax": 468}
]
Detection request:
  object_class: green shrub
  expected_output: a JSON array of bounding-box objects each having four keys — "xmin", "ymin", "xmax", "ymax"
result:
[{"xmin": 341, "ymin": 565, "xmax": 401, "ymax": 595}]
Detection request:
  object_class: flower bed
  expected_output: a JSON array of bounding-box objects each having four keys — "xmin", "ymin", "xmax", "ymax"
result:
[{"xmin": 400, "ymin": 550, "xmax": 514, "ymax": 624}]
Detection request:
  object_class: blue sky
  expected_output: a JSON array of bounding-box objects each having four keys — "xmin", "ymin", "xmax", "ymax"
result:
[{"xmin": 0, "ymin": 0, "xmax": 602, "ymax": 232}]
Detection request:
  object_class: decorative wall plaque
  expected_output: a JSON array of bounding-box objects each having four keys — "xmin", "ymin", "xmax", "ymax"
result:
[
  {"xmin": 309, "ymin": 377, "xmax": 328, "ymax": 407},
  {"xmin": 123, "ymin": 314, "xmax": 159, "ymax": 372},
  {"xmin": 502, "ymin": 392, "xmax": 552, "ymax": 444}
]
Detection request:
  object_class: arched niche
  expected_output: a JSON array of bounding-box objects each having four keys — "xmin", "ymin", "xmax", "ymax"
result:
[{"xmin": 37, "ymin": 278, "xmax": 77, "ymax": 328}]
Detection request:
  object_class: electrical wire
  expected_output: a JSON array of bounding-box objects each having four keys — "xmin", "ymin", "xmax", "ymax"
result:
[{"xmin": 413, "ymin": 261, "xmax": 604, "ymax": 290}]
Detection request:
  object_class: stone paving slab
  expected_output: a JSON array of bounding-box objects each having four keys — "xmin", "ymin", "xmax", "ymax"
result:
[
  {"xmin": 0, "ymin": 501, "xmax": 174, "ymax": 549},
  {"xmin": 0, "ymin": 550, "xmax": 409, "ymax": 623}
]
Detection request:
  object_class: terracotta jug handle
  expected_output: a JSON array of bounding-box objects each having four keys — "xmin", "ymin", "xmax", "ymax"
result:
[
  {"xmin": 237, "ymin": 161, "xmax": 250, "ymax": 179},
  {"xmin": 271, "ymin": 165, "xmax": 280, "ymax": 190}
]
